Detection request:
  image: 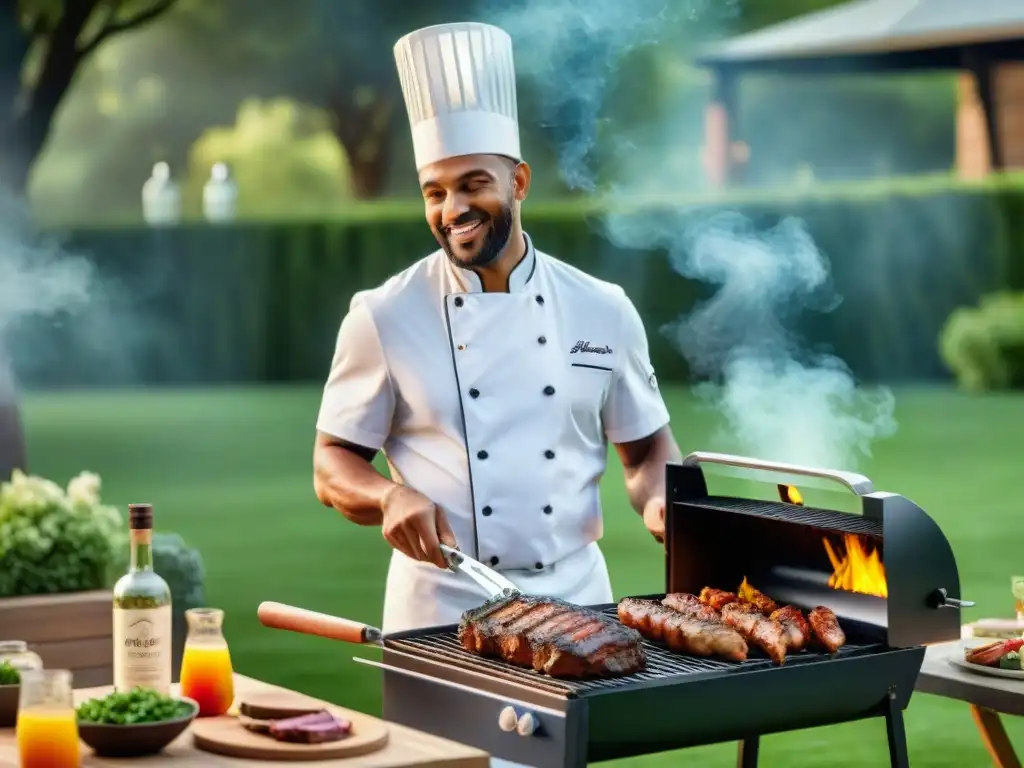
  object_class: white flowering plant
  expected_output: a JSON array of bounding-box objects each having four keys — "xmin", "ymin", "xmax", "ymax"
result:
[{"xmin": 0, "ymin": 470, "xmax": 126, "ymax": 597}]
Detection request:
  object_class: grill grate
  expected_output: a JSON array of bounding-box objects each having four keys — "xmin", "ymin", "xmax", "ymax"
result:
[
  {"xmin": 386, "ymin": 604, "xmax": 886, "ymax": 698},
  {"xmin": 685, "ymin": 497, "xmax": 883, "ymax": 537}
]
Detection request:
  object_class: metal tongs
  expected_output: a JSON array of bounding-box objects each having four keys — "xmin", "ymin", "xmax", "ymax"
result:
[{"xmin": 440, "ymin": 543, "xmax": 521, "ymax": 599}]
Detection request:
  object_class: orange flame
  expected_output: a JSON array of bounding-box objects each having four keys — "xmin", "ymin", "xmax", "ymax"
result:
[
  {"xmin": 737, "ymin": 576, "xmax": 757, "ymax": 603},
  {"xmin": 823, "ymin": 534, "xmax": 888, "ymax": 598},
  {"xmin": 779, "ymin": 484, "xmax": 804, "ymax": 505}
]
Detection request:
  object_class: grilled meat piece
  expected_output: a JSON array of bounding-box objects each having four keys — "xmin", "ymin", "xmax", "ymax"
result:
[
  {"xmin": 721, "ymin": 602, "xmax": 787, "ymax": 664},
  {"xmin": 737, "ymin": 578, "xmax": 779, "ymax": 615},
  {"xmin": 698, "ymin": 587, "xmax": 739, "ymax": 611},
  {"xmin": 770, "ymin": 606, "xmax": 811, "ymax": 651},
  {"xmin": 459, "ymin": 594, "xmax": 646, "ymax": 678},
  {"xmin": 807, "ymin": 606, "xmax": 846, "ymax": 654},
  {"xmin": 966, "ymin": 639, "xmax": 1024, "ymax": 667},
  {"xmin": 268, "ymin": 710, "xmax": 352, "ymax": 744},
  {"xmin": 619, "ymin": 598, "xmax": 748, "ymax": 661},
  {"xmin": 664, "ymin": 592, "xmax": 723, "ymax": 622}
]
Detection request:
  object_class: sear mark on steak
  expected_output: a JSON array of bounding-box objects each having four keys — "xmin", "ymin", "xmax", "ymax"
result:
[
  {"xmin": 808, "ymin": 606, "xmax": 846, "ymax": 654},
  {"xmin": 619, "ymin": 598, "xmax": 748, "ymax": 661},
  {"xmin": 459, "ymin": 594, "xmax": 646, "ymax": 678},
  {"xmin": 268, "ymin": 710, "xmax": 352, "ymax": 744}
]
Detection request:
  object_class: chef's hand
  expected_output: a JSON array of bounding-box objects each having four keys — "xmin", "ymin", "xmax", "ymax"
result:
[
  {"xmin": 643, "ymin": 496, "xmax": 666, "ymax": 546},
  {"xmin": 381, "ymin": 485, "xmax": 458, "ymax": 569}
]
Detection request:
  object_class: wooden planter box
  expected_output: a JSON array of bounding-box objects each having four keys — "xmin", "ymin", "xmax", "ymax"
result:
[{"xmin": 0, "ymin": 590, "xmax": 112, "ymax": 688}]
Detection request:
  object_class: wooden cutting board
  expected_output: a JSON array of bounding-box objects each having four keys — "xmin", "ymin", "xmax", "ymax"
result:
[{"xmin": 191, "ymin": 691, "xmax": 389, "ymax": 761}]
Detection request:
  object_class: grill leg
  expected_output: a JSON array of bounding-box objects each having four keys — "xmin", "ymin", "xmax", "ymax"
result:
[
  {"xmin": 737, "ymin": 737, "xmax": 759, "ymax": 768},
  {"xmin": 885, "ymin": 693, "xmax": 910, "ymax": 768}
]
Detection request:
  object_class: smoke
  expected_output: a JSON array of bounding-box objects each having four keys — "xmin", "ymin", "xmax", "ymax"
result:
[
  {"xmin": 609, "ymin": 210, "xmax": 897, "ymax": 469},
  {"xmin": 0, "ymin": 197, "xmax": 96, "ymax": 394},
  {"xmin": 0, "ymin": 191, "xmax": 175, "ymax": 393},
  {"xmin": 480, "ymin": 0, "xmax": 897, "ymax": 470},
  {"xmin": 487, "ymin": 0, "xmax": 730, "ymax": 191}
]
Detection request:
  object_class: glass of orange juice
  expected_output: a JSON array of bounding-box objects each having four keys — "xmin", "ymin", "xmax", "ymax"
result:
[
  {"xmin": 179, "ymin": 607, "xmax": 235, "ymax": 717},
  {"xmin": 17, "ymin": 668, "xmax": 81, "ymax": 768}
]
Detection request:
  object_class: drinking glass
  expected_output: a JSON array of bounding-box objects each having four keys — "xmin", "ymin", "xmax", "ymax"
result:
[
  {"xmin": 17, "ymin": 669, "xmax": 80, "ymax": 768},
  {"xmin": 179, "ymin": 607, "xmax": 235, "ymax": 716}
]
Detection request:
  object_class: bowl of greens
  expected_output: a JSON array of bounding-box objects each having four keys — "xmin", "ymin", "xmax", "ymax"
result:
[
  {"xmin": 76, "ymin": 687, "xmax": 198, "ymax": 757},
  {"xmin": 0, "ymin": 661, "xmax": 19, "ymax": 727}
]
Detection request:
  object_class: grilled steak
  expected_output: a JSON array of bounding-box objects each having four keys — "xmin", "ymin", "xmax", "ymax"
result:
[
  {"xmin": 737, "ymin": 578, "xmax": 779, "ymax": 615},
  {"xmin": 770, "ymin": 605, "xmax": 811, "ymax": 651},
  {"xmin": 699, "ymin": 587, "xmax": 739, "ymax": 611},
  {"xmin": 721, "ymin": 602, "xmax": 787, "ymax": 664},
  {"xmin": 663, "ymin": 592, "xmax": 722, "ymax": 622},
  {"xmin": 808, "ymin": 606, "xmax": 846, "ymax": 653},
  {"xmin": 619, "ymin": 598, "xmax": 748, "ymax": 661},
  {"xmin": 268, "ymin": 710, "xmax": 352, "ymax": 744},
  {"xmin": 459, "ymin": 594, "xmax": 646, "ymax": 678}
]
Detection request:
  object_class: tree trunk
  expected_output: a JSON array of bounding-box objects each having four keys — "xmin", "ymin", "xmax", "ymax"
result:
[
  {"xmin": 16, "ymin": 2, "xmax": 99, "ymax": 186},
  {"xmin": 0, "ymin": 124, "xmax": 39, "ymax": 194},
  {"xmin": 330, "ymin": 94, "xmax": 398, "ymax": 199},
  {"xmin": 0, "ymin": 1, "xmax": 30, "ymax": 193},
  {"xmin": 346, "ymin": 137, "xmax": 393, "ymax": 198},
  {"xmin": 0, "ymin": 0, "xmax": 178, "ymax": 196},
  {"xmin": 0, "ymin": 346, "xmax": 25, "ymax": 478}
]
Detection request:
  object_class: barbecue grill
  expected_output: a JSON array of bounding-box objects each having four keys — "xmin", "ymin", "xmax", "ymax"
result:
[{"xmin": 265, "ymin": 452, "xmax": 971, "ymax": 768}]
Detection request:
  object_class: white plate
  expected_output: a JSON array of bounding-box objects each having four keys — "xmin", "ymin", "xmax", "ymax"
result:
[{"xmin": 948, "ymin": 640, "xmax": 1024, "ymax": 680}]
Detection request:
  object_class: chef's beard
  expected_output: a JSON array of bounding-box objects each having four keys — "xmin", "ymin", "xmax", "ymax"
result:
[{"xmin": 439, "ymin": 202, "xmax": 514, "ymax": 269}]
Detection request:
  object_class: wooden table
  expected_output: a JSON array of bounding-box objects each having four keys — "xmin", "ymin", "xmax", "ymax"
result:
[
  {"xmin": 917, "ymin": 641, "xmax": 1024, "ymax": 768},
  {"xmin": 0, "ymin": 674, "xmax": 490, "ymax": 768}
]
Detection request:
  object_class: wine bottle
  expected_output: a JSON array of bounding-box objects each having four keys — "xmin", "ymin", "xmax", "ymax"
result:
[{"xmin": 112, "ymin": 503, "xmax": 172, "ymax": 694}]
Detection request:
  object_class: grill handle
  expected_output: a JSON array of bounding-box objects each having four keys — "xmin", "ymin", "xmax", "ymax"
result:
[
  {"xmin": 257, "ymin": 601, "xmax": 382, "ymax": 645},
  {"xmin": 682, "ymin": 451, "xmax": 874, "ymax": 496},
  {"xmin": 931, "ymin": 588, "xmax": 976, "ymax": 610}
]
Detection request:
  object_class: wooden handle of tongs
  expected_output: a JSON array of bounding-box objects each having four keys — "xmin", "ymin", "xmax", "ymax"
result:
[{"xmin": 257, "ymin": 601, "xmax": 382, "ymax": 645}]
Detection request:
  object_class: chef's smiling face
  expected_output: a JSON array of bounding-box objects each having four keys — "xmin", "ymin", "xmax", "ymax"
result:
[{"xmin": 419, "ymin": 154, "xmax": 530, "ymax": 269}]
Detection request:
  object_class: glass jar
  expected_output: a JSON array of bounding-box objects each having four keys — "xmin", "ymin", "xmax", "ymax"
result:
[
  {"xmin": 179, "ymin": 608, "xmax": 234, "ymax": 717},
  {"xmin": 0, "ymin": 641, "xmax": 44, "ymax": 679}
]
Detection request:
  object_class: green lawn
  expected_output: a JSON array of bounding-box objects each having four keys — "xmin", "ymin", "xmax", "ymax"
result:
[{"xmin": 19, "ymin": 385, "xmax": 1024, "ymax": 767}]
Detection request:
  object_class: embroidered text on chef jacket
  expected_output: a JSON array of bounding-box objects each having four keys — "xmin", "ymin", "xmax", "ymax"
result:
[{"xmin": 317, "ymin": 235, "xmax": 671, "ymax": 572}]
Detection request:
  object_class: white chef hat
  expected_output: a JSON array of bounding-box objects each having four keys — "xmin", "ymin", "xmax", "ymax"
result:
[{"xmin": 394, "ymin": 22, "xmax": 521, "ymax": 171}]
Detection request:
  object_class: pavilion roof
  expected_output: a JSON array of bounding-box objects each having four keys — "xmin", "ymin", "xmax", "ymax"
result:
[{"xmin": 697, "ymin": 0, "xmax": 1024, "ymax": 68}]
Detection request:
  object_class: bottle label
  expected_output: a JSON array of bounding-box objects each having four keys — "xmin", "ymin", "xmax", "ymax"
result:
[{"xmin": 113, "ymin": 605, "xmax": 173, "ymax": 695}]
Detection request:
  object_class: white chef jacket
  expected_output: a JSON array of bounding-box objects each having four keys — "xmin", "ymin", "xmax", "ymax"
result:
[{"xmin": 317, "ymin": 234, "xmax": 671, "ymax": 633}]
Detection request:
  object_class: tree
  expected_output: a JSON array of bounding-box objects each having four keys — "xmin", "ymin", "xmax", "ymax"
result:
[
  {"xmin": 187, "ymin": 98, "xmax": 353, "ymax": 216},
  {"xmin": 166, "ymin": 0, "xmax": 474, "ymax": 199},
  {"xmin": 0, "ymin": 0, "xmax": 179, "ymax": 195}
]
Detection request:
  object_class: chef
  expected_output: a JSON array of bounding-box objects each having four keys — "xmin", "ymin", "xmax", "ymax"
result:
[{"xmin": 313, "ymin": 21, "xmax": 681, "ymax": 636}]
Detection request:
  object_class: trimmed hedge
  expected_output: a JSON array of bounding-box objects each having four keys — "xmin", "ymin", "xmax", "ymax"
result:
[{"xmin": 16, "ymin": 176, "xmax": 1024, "ymax": 388}]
